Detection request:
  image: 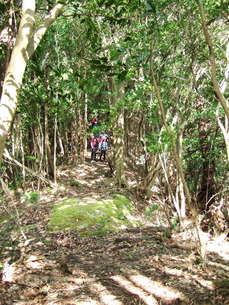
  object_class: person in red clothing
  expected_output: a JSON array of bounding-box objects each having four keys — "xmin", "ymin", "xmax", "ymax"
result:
[
  {"xmin": 91, "ymin": 117, "xmax": 98, "ymax": 128},
  {"xmin": 90, "ymin": 136, "xmax": 98, "ymax": 162}
]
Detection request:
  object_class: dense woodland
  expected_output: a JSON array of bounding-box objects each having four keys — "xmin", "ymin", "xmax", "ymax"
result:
[{"xmin": 0, "ymin": 1, "xmax": 228, "ymax": 304}]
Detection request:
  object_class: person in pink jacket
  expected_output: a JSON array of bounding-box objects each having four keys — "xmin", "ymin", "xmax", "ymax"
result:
[{"xmin": 90, "ymin": 136, "xmax": 98, "ymax": 162}]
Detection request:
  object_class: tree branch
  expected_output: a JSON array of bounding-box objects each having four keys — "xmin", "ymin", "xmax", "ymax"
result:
[
  {"xmin": 197, "ymin": 0, "xmax": 229, "ymax": 122},
  {"xmin": 3, "ymin": 149, "xmax": 55, "ymax": 187}
]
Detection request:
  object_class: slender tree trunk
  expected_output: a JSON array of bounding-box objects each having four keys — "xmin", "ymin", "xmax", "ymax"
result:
[
  {"xmin": 57, "ymin": 126, "xmax": 65, "ymax": 156},
  {"xmin": 216, "ymin": 104, "xmax": 229, "ymax": 163},
  {"xmin": 44, "ymin": 103, "xmax": 54, "ymax": 179},
  {"xmin": 72, "ymin": 109, "xmax": 78, "ymax": 163},
  {"xmin": 38, "ymin": 108, "xmax": 44, "ymax": 172},
  {"xmin": 114, "ymin": 110, "xmax": 126, "ymax": 186},
  {"xmin": 20, "ymin": 122, "xmax": 26, "ymax": 190},
  {"xmin": 150, "ymin": 42, "xmax": 207, "ymax": 263},
  {"xmin": 124, "ymin": 110, "xmax": 130, "ymax": 157},
  {"xmin": 143, "ymin": 155, "xmax": 160, "ymax": 199},
  {"xmin": 176, "ymin": 132, "xmax": 186, "ymax": 218},
  {"xmin": 3, "ymin": 148, "xmax": 54, "ymax": 187},
  {"xmin": 197, "ymin": 0, "xmax": 229, "ymax": 164},
  {"xmin": 53, "ymin": 113, "xmax": 57, "ymax": 184},
  {"xmin": 109, "ymin": 77, "xmax": 126, "ymax": 187},
  {"xmin": 149, "ymin": 43, "xmax": 192, "ymax": 206},
  {"xmin": 197, "ymin": 0, "xmax": 229, "ymax": 121},
  {"xmin": 74, "ymin": 105, "xmax": 84, "ymax": 163},
  {"xmin": 159, "ymin": 153, "xmax": 180, "ymax": 214},
  {"xmin": 84, "ymin": 92, "xmax": 88, "ymax": 157}
]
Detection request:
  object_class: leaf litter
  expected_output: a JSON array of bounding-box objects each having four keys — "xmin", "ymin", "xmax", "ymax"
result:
[{"xmin": 0, "ymin": 160, "xmax": 228, "ymax": 305}]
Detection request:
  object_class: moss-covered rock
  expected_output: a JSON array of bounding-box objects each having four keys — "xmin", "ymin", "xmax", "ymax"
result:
[{"xmin": 47, "ymin": 194, "xmax": 141, "ymax": 236}]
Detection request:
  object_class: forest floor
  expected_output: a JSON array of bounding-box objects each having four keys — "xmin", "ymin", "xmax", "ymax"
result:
[{"xmin": 0, "ymin": 154, "xmax": 229, "ymax": 305}]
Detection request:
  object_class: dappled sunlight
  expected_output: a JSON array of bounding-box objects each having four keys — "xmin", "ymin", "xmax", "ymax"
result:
[
  {"xmin": 163, "ymin": 266, "xmax": 214, "ymax": 290},
  {"xmin": 207, "ymin": 260, "xmax": 229, "ymax": 273},
  {"xmin": 1, "ymin": 223, "xmax": 228, "ymax": 304},
  {"xmin": 207, "ymin": 241, "xmax": 229, "ymax": 261},
  {"xmin": 89, "ymin": 281, "xmax": 124, "ymax": 305},
  {"xmin": 57, "ymin": 159, "xmax": 109, "ymax": 189},
  {"xmin": 1, "ymin": 141, "xmax": 228, "ymax": 304},
  {"xmin": 128, "ymin": 271, "xmax": 189, "ymax": 303},
  {"xmin": 111, "ymin": 274, "xmax": 159, "ymax": 305},
  {"xmin": 53, "ymin": 268, "xmax": 125, "ymax": 305}
]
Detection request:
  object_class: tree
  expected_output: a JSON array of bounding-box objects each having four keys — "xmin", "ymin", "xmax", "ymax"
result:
[
  {"xmin": 1, "ymin": 0, "xmax": 227, "ymax": 235},
  {"xmin": 0, "ymin": 0, "xmax": 64, "ymax": 166},
  {"xmin": 197, "ymin": 0, "xmax": 229, "ymax": 162}
]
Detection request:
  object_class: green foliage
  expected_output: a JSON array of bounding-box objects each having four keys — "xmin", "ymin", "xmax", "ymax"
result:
[
  {"xmin": 170, "ymin": 218, "xmax": 178, "ymax": 230},
  {"xmin": 69, "ymin": 181, "xmax": 83, "ymax": 187},
  {"xmin": 8, "ymin": 176, "xmax": 23, "ymax": 191},
  {"xmin": 25, "ymin": 156, "xmax": 37, "ymax": 162},
  {"xmin": 164, "ymin": 230, "xmax": 171, "ymax": 238},
  {"xmin": 21, "ymin": 192, "xmax": 40, "ymax": 205},
  {"xmin": 3, "ymin": 0, "xmax": 227, "ymax": 210},
  {"xmin": 144, "ymin": 204, "xmax": 159, "ymax": 214},
  {"xmin": 146, "ymin": 128, "xmax": 174, "ymax": 154}
]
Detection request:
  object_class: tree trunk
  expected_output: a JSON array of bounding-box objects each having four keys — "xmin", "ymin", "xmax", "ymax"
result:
[
  {"xmin": 0, "ymin": 0, "xmax": 35, "ymax": 165},
  {"xmin": 197, "ymin": 0, "xmax": 229, "ymax": 164},
  {"xmin": 0, "ymin": 1, "xmax": 64, "ymax": 166},
  {"xmin": 44, "ymin": 103, "xmax": 54, "ymax": 179},
  {"xmin": 149, "ymin": 43, "xmax": 192, "ymax": 207},
  {"xmin": 0, "ymin": 0, "xmax": 16, "ymax": 96},
  {"xmin": 176, "ymin": 131, "xmax": 186, "ymax": 218},
  {"xmin": 53, "ymin": 113, "xmax": 57, "ymax": 184},
  {"xmin": 150, "ymin": 42, "xmax": 207, "ymax": 264},
  {"xmin": 197, "ymin": 0, "xmax": 229, "ymax": 122},
  {"xmin": 109, "ymin": 77, "xmax": 126, "ymax": 187},
  {"xmin": 84, "ymin": 92, "xmax": 88, "ymax": 157},
  {"xmin": 143, "ymin": 155, "xmax": 160, "ymax": 199}
]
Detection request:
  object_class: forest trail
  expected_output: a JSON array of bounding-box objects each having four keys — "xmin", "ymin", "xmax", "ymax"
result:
[{"xmin": 0, "ymin": 157, "xmax": 229, "ymax": 305}]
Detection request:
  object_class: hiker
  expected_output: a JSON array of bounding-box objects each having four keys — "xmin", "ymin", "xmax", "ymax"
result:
[
  {"xmin": 102, "ymin": 133, "xmax": 109, "ymax": 141},
  {"xmin": 90, "ymin": 136, "xmax": 98, "ymax": 162},
  {"xmin": 98, "ymin": 134, "xmax": 104, "ymax": 149},
  {"xmin": 91, "ymin": 117, "xmax": 98, "ymax": 128},
  {"xmin": 100, "ymin": 138, "xmax": 108, "ymax": 161}
]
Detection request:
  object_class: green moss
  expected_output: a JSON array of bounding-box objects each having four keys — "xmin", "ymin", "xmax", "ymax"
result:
[{"xmin": 47, "ymin": 194, "xmax": 140, "ymax": 236}]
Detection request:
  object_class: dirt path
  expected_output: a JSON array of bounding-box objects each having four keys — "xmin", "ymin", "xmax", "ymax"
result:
[{"xmin": 0, "ymin": 159, "xmax": 229, "ymax": 305}]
